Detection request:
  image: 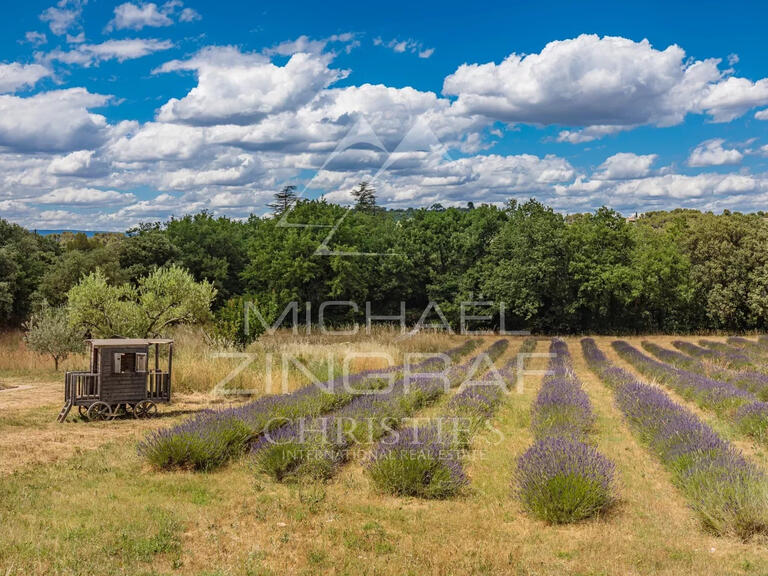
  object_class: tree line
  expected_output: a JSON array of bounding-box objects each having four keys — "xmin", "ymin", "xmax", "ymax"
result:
[{"xmin": 3, "ymin": 191, "xmax": 768, "ymax": 338}]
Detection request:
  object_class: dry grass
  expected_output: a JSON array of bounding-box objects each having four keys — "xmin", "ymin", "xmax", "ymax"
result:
[
  {"xmin": 3, "ymin": 334, "xmax": 768, "ymax": 575},
  {"xmin": 0, "ymin": 331, "xmax": 87, "ymax": 376},
  {"xmin": 0, "ymin": 326, "xmax": 463, "ymax": 395}
]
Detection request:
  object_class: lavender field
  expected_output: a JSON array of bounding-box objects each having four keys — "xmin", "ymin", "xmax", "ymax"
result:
[{"xmin": 4, "ymin": 334, "xmax": 768, "ymax": 575}]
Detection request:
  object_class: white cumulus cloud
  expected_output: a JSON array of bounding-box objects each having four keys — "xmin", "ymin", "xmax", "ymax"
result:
[
  {"xmin": 688, "ymin": 139, "xmax": 744, "ymax": 167},
  {"xmin": 0, "ymin": 63, "xmax": 50, "ymax": 93},
  {"xmin": 0, "ymin": 88, "xmax": 109, "ymax": 152},
  {"xmin": 40, "ymin": 0, "xmax": 85, "ymax": 37},
  {"xmin": 105, "ymin": 1, "xmax": 198, "ymax": 31},
  {"xmin": 595, "ymin": 153, "xmax": 657, "ymax": 179},
  {"xmin": 37, "ymin": 186, "xmax": 134, "ymax": 205},
  {"xmin": 155, "ymin": 47, "xmax": 347, "ymax": 125},
  {"xmin": 443, "ymin": 34, "xmax": 768, "ymax": 141}
]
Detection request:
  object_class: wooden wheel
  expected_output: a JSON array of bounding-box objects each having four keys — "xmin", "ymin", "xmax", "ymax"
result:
[
  {"xmin": 134, "ymin": 400, "xmax": 157, "ymax": 419},
  {"xmin": 86, "ymin": 401, "xmax": 112, "ymax": 421}
]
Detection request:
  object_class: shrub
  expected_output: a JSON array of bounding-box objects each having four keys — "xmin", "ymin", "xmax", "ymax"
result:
[
  {"xmin": 734, "ymin": 402, "xmax": 768, "ymax": 442},
  {"xmin": 530, "ymin": 379, "xmax": 593, "ymax": 441},
  {"xmin": 516, "ymin": 436, "xmax": 615, "ymax": 524},
  {"xmin": 515, "ymin": 339, "xmax": 613, "ymax": 523},
  {"xmin": 366, "ymin": 426, "xmax": 467, "ymax": 498},
  {"xmin": 612, "ymin": 340, "xmax": 752, "ymax": 414},
  {"xmin": 250, "ymin": 366, "xmax": 450, "ymax": 482},
  {"xmin": 138, "ymin": 410, "xmax": 253, "ymax": 471},
  {"xmin": 643, "ymin": 341, "xmax": 768, "ymax": 401},
  {"xmin": 250, "ymin": 420, "xmax": 346, "ymax": 482},
  {"xmin": 363, "ymin": 339, "xmax": 515, "ymax": 497},
  {"xmin": 140, "ymin": 364, "xmax": 400, "ymax": 470}
]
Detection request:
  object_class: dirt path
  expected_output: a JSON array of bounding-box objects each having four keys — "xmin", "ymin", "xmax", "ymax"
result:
[
  {"xmin": 0, "ymin": 376, "xmax": 61, "ymax": 411},
  {"xmin": 0, "ymin": 375, "xmax": 249, "ymax": 476}
]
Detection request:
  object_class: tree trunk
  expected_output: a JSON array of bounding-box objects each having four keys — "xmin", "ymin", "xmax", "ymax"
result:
[{"xmin": 53, "ymin": 356, "xmax": 59, "ymax": 371}]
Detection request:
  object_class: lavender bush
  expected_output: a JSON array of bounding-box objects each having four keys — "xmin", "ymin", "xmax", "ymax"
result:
[
  {"xmin": 734, "ymin": 402, "xmax": 768, "ymax": 443},
  {"xmin": 516, "ymin": 339, "xmax": 614, "ymax": 523},
  {"xmin": 254, "ymin": 340, "xmax": 509, "ymax": 482},
  {"xmin": 365, "ymin": 425, "xmax": 467, "ymax": 498},
  {"xmin": 727, "ymin": 337, "xmax": 768, "ymax": 357},
  {"xmin": 140, "ymin": 339, "xmax": 480, "ymax": 471},
  {"xmin": 619, "ymin": 341, "xmax": 768, "ymax": 442},
  {"xmin": 582, "ymin": 338, "xmax": 768, "ymax": 538},
  {"xmin": 699, "ymin": 339, "xmax": 768, "ymax": 370},
  {"xmin": 367, "ymin": 338, "xmax": 537, "ymax": 498},
  {"xmin": 516, "ymin": 436, "xmax": 615, "ymax": 523},
  {"xmin": 531, "ymin": 339, "xmax": 593, "ymax": 441}
]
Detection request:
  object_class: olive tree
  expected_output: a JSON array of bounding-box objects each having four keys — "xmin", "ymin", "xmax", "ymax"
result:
[
  {"xmin": 24, "ymin": 304, "xmax": 83, "ymax": 371},
  {"xmin": 67, "ymin": 265, "xmax": 217, "ymax": 338}
]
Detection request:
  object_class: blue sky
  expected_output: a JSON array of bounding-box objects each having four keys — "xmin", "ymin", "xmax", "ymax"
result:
[{"xmin": 1, "ymin": 0, "xmax": 767, "ymax": 230}]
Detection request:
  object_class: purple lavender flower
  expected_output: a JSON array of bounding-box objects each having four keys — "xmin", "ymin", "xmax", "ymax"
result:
[
  {"xmin": 582, "ymin": 338, "xmax": 768, "ymax": 538},
  {"xmin": 613, "ymin": 341, "xmax": 753, "ymax": 413},
  {"xmin": 362, "ymin": 339, "xmax": 517, "ymax": 496},
  {"xmin": 734, "ymin": 401, "xmax": 768, "ymax": 441},
  {"xmin": 516, "ymin": 436, "xmax": 614, "ymax": 524},
  {"xmin": 530, "ymin": 339, "xmax": 594, "ymax": 441},
  {"xmin": 643, "ymin": 341, "xmax": 768, "ymax": 401},
  {"xmin": 514, "ymin": 339, "xmax": 613, "ymax": 523},
  {"xmin": 674, "ymin": 340, "xmax": 752, "ymax": 370},
  {"xmin": 252, "ymin": 341, "xmax": 509, "ymax": 482}
]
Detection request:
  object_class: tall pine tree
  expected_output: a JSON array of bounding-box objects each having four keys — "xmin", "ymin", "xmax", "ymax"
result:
[
  {"xmin": 352, "ymin": 181, "xmax": 377, "ymax": 212},
  {"xmin": 269, "ymin": 185, "xmax": 298, "ymax": 215}
]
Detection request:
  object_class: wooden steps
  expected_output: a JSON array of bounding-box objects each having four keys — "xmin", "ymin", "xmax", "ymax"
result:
[{"xmin": 56, "ymin": 401, "xmax": 72, "ymax": 423}]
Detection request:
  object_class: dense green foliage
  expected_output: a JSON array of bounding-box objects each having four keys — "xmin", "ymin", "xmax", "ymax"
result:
[
  {"xmin": 67, "ymin": 266, "xmax": 216, "ymax": 338},
  {"xmin": 4, "ymin": 200, "xmax": 768, "ymax": 333}
]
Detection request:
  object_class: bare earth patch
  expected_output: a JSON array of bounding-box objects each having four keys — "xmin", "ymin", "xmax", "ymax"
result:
[{"xmin": 0, "ymin": 376, "xmax": 248, "ymax": 476}]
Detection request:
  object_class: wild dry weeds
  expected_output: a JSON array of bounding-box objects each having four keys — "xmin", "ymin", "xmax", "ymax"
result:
[{"xmin": 0, "ymin": 325, "xmax": 464, "ymax": 394}]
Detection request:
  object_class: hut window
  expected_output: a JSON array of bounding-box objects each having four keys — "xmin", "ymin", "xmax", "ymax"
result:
[{"xmin": 113, "ymin": 353, "xmax": 137, "ymax": 373}]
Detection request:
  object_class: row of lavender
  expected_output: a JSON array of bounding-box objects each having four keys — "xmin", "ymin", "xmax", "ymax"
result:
[
  {"xmin": 515, "ymin": 339, "xmax": 614, "ymax": 523},
  {"xmin": 365, "ymin": 339, "xmax": 537, "ymax": 498},
  {"xmin": 139, "ymin": 339, "xmax": 480, "ymax": 471},
  {"xmin": 698, "ymin": 338, "xmax": 768, "ymax": 371},
  {"xmin": 614, "ymin": 341, "xmax": 768, "ymax": 443},
  {"xmin": 251, "ymin": 339, "xmax": 511, "ymax": 485},
  {"xmin": 582, "ymin": 339, "xmax": 768, "ymax": 538},
  {"xmin": 641, "ymin": 341, "xmax": 768, "ymax": 400},
  {"xmin": 674, "ymin": 340, "xmax": 752, "ymax": 370},
  {"xmin": 727, "ymin": 336, "xmax": 768, "ymax": 358}
]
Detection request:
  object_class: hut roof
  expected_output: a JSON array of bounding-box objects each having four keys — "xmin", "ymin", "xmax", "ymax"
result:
[{"xmin": 87, "ymin": 338, "xmax": 173, "ymax": 347}]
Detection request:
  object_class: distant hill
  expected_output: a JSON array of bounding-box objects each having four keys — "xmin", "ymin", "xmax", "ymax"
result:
[{"xmin": 34, "ymin": 230, "xmax": 113, "ymax": 237}]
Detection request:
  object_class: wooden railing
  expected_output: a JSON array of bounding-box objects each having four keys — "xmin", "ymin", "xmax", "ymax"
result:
[
  {"xmin": 65, "ymin": 372, "xmax": 99, "ymax": 402},
  {"xmin": 147, "ymin": 371, "xmax": 170, "ymax": 400}
]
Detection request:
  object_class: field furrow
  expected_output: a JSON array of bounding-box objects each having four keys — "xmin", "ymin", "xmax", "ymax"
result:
[{"xmin": 582, "ymin": 338, "xmax": 768, "ymax": 538}]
